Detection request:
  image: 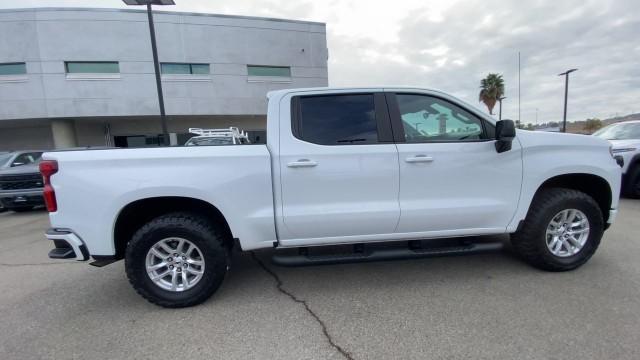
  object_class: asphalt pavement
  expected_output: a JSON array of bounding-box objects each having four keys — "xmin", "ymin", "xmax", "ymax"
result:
[{"xmin": 1, "ymin": 200, "xmax": 640, "ymax": 359}]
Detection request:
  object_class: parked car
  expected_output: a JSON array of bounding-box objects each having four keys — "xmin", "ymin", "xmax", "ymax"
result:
[
  {"xmin": 593, "ymin": 120, "xmax": 640, "ymax": 198},
  {"xmin": 0, "ymin": 151, "xmax": 45, "ymax": 212},
  {"xmin": 42, "ymin": 87, "xmax": 621, "ymax": 307}
]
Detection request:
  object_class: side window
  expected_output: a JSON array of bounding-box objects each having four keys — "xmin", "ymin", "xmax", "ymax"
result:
[
  {"xmin": 294, "ymin": 94, "xmax": 379, "ymax": 145},
  {"xmin": 396, "ymin": 94, "xmax": 487, "ymax": 142}
]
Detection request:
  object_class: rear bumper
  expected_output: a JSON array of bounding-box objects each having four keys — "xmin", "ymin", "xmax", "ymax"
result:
[{"xmin": 46, "ymin": 228, "xmax": 90, "ymax": 261}]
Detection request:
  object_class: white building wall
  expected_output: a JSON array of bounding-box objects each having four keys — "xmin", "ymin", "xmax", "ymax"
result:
[{"xmin": 0, "ymin": 7, "xmax": 328, "ymax": 121}]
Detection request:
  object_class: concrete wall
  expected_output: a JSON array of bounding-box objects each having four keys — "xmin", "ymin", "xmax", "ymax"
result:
[
  {"xmin": 0, "ymin": 124, "xmax": 54, "ymax": 150},
  {"xmin": 0, "ymin": 7, "xmax": 328, "ymax": 121}
]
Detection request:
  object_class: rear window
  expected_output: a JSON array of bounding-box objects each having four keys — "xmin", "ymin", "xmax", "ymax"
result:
[{"xmin": 293, "ymin": 94, "xmax": 379, "ymax": 145}]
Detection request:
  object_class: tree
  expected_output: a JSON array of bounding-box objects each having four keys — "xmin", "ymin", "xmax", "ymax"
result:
[
  {"xmin": 525, "ymin": 123, "xmax": 534, "ymax": 130},
  {"xmin": 478, "ymin": 73, "xmax": 505, "ymax": 115},
  {"xmin": 584, "ymin": 118, "xmax": 603, "ymax": 133},
  {"xmin": 515, "ymin": 120, "xmax": 524, "ymax": 129}
]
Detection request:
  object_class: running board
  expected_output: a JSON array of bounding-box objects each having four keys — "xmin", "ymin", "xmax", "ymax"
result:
[{"xmin": 271, "ymin": 241, "xmax": 503, "ymax": 267}]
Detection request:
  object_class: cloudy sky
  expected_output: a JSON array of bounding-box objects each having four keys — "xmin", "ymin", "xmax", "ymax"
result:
[{"xmin": 1, "ymin": 0, "xmax": 638, "ymax": 123}]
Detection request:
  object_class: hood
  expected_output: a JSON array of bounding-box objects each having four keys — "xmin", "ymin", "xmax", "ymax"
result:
[
  {"xmin": 608, "ymin": 139, "xmax": 640, "ymax": 150},
  {"xmin": 0, "ymin": 163, "xmax": 41, "ymax": 176},
  {"xmin": 516, "ymin": 129, "xmax": 611, "ymax": 149}
]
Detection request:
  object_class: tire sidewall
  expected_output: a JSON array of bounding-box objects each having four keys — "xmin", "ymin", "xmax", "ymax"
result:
[
  {"xmin": 534, "ymin": 195, "xmax": 604, "ymax": 267},
  {"xmin": 627, "ymin": 166, "xmax": 640, "ymax": 198},
  {"xmin": 126, "ymin": 220, "xmax": 228, "ymax": 306}
]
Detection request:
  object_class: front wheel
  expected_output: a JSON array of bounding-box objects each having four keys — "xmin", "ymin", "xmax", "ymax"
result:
[
  {"xmin": 125, "ymin": 212, "xmax": 230, "ymax": 308},
  {"xmin": 624, "ymin": 166, "xmax": 640, "ymax": 198},
  {"xmin": 511, "ymin": 188, "xmax": 604, "ymax": 271}
]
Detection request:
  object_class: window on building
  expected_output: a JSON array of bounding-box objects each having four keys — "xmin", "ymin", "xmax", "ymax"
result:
[
  {"xmin": 161, "ymin": 63, "xmax": 210, "ymax": 75},
  {"xmin": 247, "ymin": 65, "xmax": 291, "ymax": 81},
  {"xmin": 0, "ymin": 62, "xmax": 27, "ymax": 76},
  {"xmin": 65, "ymin": 62, "xmax": 120, "ymax": 74},
  {"xmin": 293, "ymin": 94, "xmax": 379, "ymax": 145}
]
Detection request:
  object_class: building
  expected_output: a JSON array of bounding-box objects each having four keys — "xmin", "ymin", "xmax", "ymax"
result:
[{"xmin": 0, "ymin": 7, "xmax": 328, "ymax": 149}]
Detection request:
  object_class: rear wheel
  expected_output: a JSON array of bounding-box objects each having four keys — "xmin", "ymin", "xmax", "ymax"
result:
[
  {"xmin": 125, "ymin": 212, "xmax": 230, "ymax": 308},
  {"xmin": 511, "ymin": 188, "xmax": 604, "ymax": 271}
]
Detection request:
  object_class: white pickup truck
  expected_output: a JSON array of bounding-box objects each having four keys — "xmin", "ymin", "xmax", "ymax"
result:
[{"xmin": 42, "ymin": 87, "xmax": 621, "ymax": 307}]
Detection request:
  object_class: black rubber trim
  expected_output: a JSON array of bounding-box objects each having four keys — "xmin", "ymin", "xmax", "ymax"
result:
[
  {"xmin": 374, "ymin": 92, "xmax": 394, "ymax": 143},
  {"xmin": 384, "ymin": 92, "xmax": 406, "ymax": 143},
  {"xmin": 272, "ymin": 242, "xmax": 503, "ymax": 267}
]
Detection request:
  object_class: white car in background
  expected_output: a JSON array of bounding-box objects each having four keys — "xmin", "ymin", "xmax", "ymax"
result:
[{"xmin": 594, "ymin": 120, "xmax": 640, "ymax": 198}]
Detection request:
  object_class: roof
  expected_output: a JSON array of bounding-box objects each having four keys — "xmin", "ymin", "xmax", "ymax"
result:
[
  {"xmin": 267, "ymin": 86, "xmax": 451, "ymax": 98},
  {"xmin": 0, "ymin": 7, "xmax": 326, "ymax": 26}
]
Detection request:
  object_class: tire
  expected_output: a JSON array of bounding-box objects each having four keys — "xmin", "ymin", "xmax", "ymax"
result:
[
  {"xmin": 10, "ymin": 207, "xmax": 35, "ymax": 213},
  {"xmin": 125, "ymin": 212, "xmax": 230, "ymax": 308},
  {"xmin": 623, "ymin": 165, "xmax": 640, "ymax": 198},
  {"xmin": 511, "ymin": 188, "xmax": 604, "ymax": 272}
]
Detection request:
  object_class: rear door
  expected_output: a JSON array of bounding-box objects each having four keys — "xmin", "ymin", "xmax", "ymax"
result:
[
  {"xmin": 388, "ymin": 91, "xmax": 522, "ymax": 235},
  {"xmin": 277, "ymin": 91, "xmax": 401, "ymax": 245}
]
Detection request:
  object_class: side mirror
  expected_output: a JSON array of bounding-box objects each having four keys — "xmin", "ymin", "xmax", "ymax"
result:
[{"xmin": 495, "ymin": 120, "xmax": 516, "ymax": 153}]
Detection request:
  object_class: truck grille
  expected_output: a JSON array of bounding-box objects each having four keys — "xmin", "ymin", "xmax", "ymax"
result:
[{"xmin": 0, "ymin": 174, "xmax": 44, "ymax": 190}]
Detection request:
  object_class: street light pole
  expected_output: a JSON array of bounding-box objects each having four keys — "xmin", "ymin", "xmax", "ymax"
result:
[
  {"xmin": 123, "ymin": 0, "xmax": 175, "ymax": 146},
  {"xmin": 146, "ymin": 3, "xmax": 169, "ymax": 145},
  {"xmin": 559, "ymin": 68, "xmax": 578, "ymax": 133}
]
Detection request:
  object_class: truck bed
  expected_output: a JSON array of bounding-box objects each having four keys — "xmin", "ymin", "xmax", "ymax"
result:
[{"xmin": 43, "ymin": 145, "xmax": 276, "ymax": 255}]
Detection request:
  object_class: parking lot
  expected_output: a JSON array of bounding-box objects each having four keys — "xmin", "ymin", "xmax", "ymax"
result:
[{"xmin": 0, "ymin": 200, "xmax": 639, "ymax": 359}]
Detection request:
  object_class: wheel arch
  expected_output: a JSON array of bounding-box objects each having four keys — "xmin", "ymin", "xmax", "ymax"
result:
[
  {"xmin": 531, "ymin": 173, "xmax": 612, "ymax": 224},
  {"xmin": 113, "ymin": 196, "xmax": 233, "ymax": 259}
]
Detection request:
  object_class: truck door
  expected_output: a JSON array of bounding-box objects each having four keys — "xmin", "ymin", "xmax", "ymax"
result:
[
  {"xmin": 277, "ymin": 91, "xmax": 400, "ymax": 244},
  {"xmin": 387, "ymin": 91, "xmax": 522, "ymax": 235}
]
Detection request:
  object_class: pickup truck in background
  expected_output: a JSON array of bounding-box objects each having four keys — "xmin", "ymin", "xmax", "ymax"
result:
[
  {"xmin": 41, "ymin": 87, "xmax": 621, "ymax": 307},
  {"xmin": 0, "ymin": 151, "xmax": 45, "ymax": 212}
]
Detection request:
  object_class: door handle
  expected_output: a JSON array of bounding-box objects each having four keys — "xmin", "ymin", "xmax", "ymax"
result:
[
  {"xmin": 287, "ymin": 159, "xmax": 318, "ymax": 168},
  {"xmin": 405, "ymin": 155, "xmax": 434, "ymax": 163}
]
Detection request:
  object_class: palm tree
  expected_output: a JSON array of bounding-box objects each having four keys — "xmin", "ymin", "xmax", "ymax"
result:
[{"xmin": 479, "ymin": 73, "xmax": 505, "ymax": 115}]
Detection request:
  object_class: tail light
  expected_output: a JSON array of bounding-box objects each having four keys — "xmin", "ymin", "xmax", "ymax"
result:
[{"xmin": 39, "ymin": 160, "xmax": 58, "ymax": 212}]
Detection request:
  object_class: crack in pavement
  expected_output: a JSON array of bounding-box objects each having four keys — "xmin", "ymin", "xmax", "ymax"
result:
[{"xmin": 250, "ymin": 252, "xmax": 355, "ymax": 360}]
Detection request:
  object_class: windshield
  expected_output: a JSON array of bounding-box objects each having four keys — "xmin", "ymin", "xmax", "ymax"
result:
[
  {"xmin": 185, "ymin": 137, "xmax": 234, "ymax": 146},
  {"xmin": 0, "ymin": 153, "xmax": 12, "ymax": 167},
  {"xmin": 593, "ymin": 122, "xmax": 640, "ymax": 140}
]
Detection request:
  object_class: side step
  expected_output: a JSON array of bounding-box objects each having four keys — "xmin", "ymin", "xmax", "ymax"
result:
[{"xmin": 272, "ymin": 241, "xmax": 503, "ymax": 267}]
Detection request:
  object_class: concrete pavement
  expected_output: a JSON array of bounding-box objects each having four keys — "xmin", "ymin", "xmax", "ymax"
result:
[{"xmin": 1, "ymin": 200, "xmax": 640, "ymax": 359}]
